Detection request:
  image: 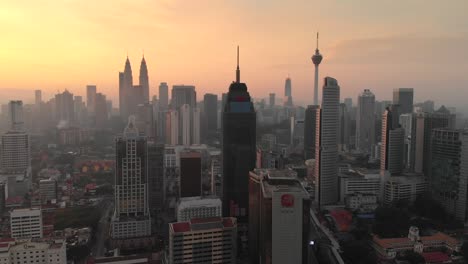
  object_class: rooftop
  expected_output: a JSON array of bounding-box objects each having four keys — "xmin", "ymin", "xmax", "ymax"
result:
[
  {"xmin": 170, "ymin": 217, "xmax": 237, "ymax": 234},
  {"xmin": 373, "ymin": 232, "xmax": 459, "ymax": 249}
]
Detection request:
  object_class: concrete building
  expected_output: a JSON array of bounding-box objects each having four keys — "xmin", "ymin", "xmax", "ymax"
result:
[
  {"xmin": 248, "ymin": 169, "xmax": 311, "ymax": 264},
  {"xmin": 269, "ymin": 93, "xmax": 275, "ymax": 108},
  {"xmin": 179, "ymin": 151, "xmax": 202, "ymax": 198},
  {"xmin": 7, "ymin": 101, "xmax": 24, "ymax": 131},
  {"xmin": 171, "ymin": 85, "xmax": 196, "ymax": 110},
  {"xmin": 393, "ymin": 88, "xmax": 414, "ymax": 114},
  {"xmin": 176, "ymin": 196, "xmax": 222, "ymax": 222},
  {"xmin": 86, "ymin": 85, "xmax": 97, "ymax": 114},
  {"xmin": 111, "ymin": 117, "xmax": 151, "ymax": 241},
  {"xmin": 1, "ymin": 131, "xmax": 30, "ymax": 172},
  {"xmin": 192, "ymin": 107, "xmax": 200, "ymax": 145},
  {"xmin": 345, "ymin": 193, "xmax": 378, "ymax": 212},
  {"xmin": 356, "ymin": 89, "xmax": 375, "ymax": 153},
  {"xmin": 10, "ymin": 208, "xmax": 43, "ymax": 239},
  {"xmin": 148, "ymin": 143, "xmax": 164, "ymax": 212},
  {"xmin": 39, "ymin": 179, "xmax": 57, "ymax": 203},
  {"xmin": 383, "ymin": 174, "xmax": 427, "ymax": 204},
  {"xmin": 167, "ymin": 217, "xmax": 237, "ymax": 264},
  {"xmin": 159, "ymin": 82, "xmax": 169, "ymax": 110},
  {"xmin": 303, "ymin": 105, "xmax": 318, "ymax": 160},
  {"xmin": 165, "ymin": 110, "xmax": 179, "ymax": 145},
  {"xmin": 339, "ymin": 168, "xmax": 381, "ymax": 202},
  {"xmin": 430, "ymin": 129, "xmax": 468, "ymax": 221},
  {"xmin": 203, "ymin": 94, "xmax": 218, "ymax": 138},
  {"xmin": 315, "ymin": 77, "xmax": 340, "ymax": 207},
  {"xmin": 0, "ymin": 238, "xmax": 66, "ymax": 264},
  {"xmin": 54, "ymin": 90, "xmax": 75, "ymax": 124}
]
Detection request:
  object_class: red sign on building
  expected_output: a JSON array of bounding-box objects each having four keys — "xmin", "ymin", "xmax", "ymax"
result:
[{"xmin": 281, "ymin": 194, "xmax": 294, "ymax": 207}]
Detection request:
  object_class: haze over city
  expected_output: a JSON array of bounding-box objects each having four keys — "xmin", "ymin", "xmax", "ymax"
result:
[{"xmin": 1, "ymin": 0, "xmax": 468, "ymax": 113}]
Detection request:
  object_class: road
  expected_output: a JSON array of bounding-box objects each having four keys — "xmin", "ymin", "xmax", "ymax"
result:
[{"xmin": 92, "ymin": 198, "xmax": 114, "ymax": 257}]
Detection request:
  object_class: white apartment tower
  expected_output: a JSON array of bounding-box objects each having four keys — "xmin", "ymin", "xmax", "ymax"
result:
[
  {"xmin": 356, "ymin": 89, "xmax": 375, "ymax": 153},
  {"xmin": 315, "ymin": 77, "xmax": 340, "ymax": 207}
]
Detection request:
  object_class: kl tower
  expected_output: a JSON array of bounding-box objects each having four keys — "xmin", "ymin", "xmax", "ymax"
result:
[{"xmin": 311, "ymin": 32, "xmax": 323, "ymax": 105}]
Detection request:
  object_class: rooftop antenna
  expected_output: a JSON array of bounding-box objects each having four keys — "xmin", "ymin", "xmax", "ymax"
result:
[
  {"xmin": 316, "ymin": 32, "xmax": 319, "ymax": 51},
  {"xmin": 236, "ymin": 45, "xmax": 240, "ymax": 83}
]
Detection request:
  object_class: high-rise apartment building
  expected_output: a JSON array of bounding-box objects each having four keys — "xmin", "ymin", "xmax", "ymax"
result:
[
  {"xmin": 86, "ymin": 85, "xmax": 97, "ymax": 113},
  {"xmin": 0, "ymin": 238, "xmax": 66, "ymax": 264},
  {"xmin": 179, "ymin": 151, "xmax": 202, "ymax": 198},
  {"xmin": 8, "ymin": 101, "xmax": 24, "ymax": 131},
  {"xmin": 381, "ymin": 107, "xmax": 405, "ymax": 175},
  {"xmin": 159, "ymin": 82, "xmax": 169, "ymax": 110},
  {"xmin": 249, "ymin": 169, "xmax": 311, "ymax": 264},
  {"xmin": 356, "ymin": 89, "xmax": 375, "ymax": 153},
  {"xmin": 430, "ymin": 129, "xmax": 468, "ymax": 221},
  {"xmin": 1, "ymin": 131, "xmax": 30, "ymax": 172},
  {"xmin": 315, "ymin": 77, "xmax": 340, "ymax": 207},
  {"xmin": 222, "ymin": 48, "xmax": 256, "ymax": 221},
  {"xmin": 10, "ymin": 208, "xmax": 43, "ymax": 239},
  {"xmin": 192, "ymin": 107, "xmax": 200, "ymax": 144},
  {"xmin": 111, "ymin": 117, "xmax": 151, "ymax": 240},
  {"xmin": 393, "ymin": 88, "xmax": 414, "ymax": 114},
  {"xmin": 168, "ymin": 217, "xmax": 237, "ymax": 264}
]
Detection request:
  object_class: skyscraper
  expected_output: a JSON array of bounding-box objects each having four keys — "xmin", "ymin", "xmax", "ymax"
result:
[
  {"xmin": 55, "ymin": 90, "xmax": 75, "ymax": 124},
  {"xmin": 1, "ymin": 131, "xmax": 30, "ymax": 172},
  {"xmin": 159, "ymin": 82, "xmax": 169, "ymax": 110},
  {"xmin": 192, "ymin": 107, "xmax": 200, "ymax": 144},
  {"xmin": 203, "ymin": 93, "xmax": 218, "ymax": 137},
  {"xmin": 8, "ymin": 101, "xmax": 24, "ymax": 131},
  {"xmin": 380, "ymin": 107, "xmax": 405, "ymax": 175},
  {"xmin": 284, "ymin": 77, "xmax": 293, "ymax": 107},
  {"xmin": 430, "ymin": 129, "xmax": 468, "ymax": 222},
  {"xmin": 86, "ymin": 85, "xmax": 97, "ymax": 113},
  {"xmin": 222, "ymin": 47, "xmax": 256, "ymax": 221},
  {"xmin": 171, "ymin": 85, "xmax": 196, "ymax": 110},
  {"xmin": 139, "ymin": 56, "xmax": 150, "ymax": 103},
  {"xmin": 393, "ymin": 88, "xmax": 414, "ymax": 114},
  {"xmin": 148, "ymin": 143, "xmax": 164, "ymax": 212},
  {"xmin": 315, "ymin": 77, "xmax": 340, "ymax": 207},
  {"xmin": 166, "ymin": 110, "xmax": 179, "ymax": 145},
  {"xmin": 119, "ymin": 57, "xmax": 133, "ymax": 121},
  {"xmin": 304, "ymin": 105, "xmax": 319, "ymax": 160},
  {"xmin": 181, "ymin": 104, "xmax": 191, "ymax": 146},
  {"xmin": 111, "ymin": 117, "xmax": 151, "ymax": 241},
  {"xmin": 311, "ymin": 32, "xmax": 323, "ymax": 106},
  {"xmin": 179, "ymin": 151, "xmax": 202, "ymax": 198},
  {"xmin": 269, "ymin": 93, "xmax": 275, "ymax": 108},
  {"xmin": 34, "ymin": 90, "xmax": 42, "ymax": 106},
  {"xmin": 356, "ymin": 89, "xmax": 376, "ymax": 153},
  {"xmin": 95, "ymin": 93, "xmax": 108, "ymax": 128}
]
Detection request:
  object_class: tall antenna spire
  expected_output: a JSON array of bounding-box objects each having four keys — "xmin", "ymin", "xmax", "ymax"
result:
[
  {"xmin": 236, "ymin": 45, "xmax": 240, "ymax": 83},
  {"xmin": 316, "ymin": 32, "xmax": 319, "ymax": 51}
]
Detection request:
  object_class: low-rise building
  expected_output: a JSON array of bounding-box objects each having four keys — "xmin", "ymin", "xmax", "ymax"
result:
[
  {"xmin": 167, "ymin": 217, "xmax": 237, "ymax": 264},
  {"xmin": 0, "ymin": 238, "xmax": 66, "ymax": 264},
  {"xmin": 10, "ymin": 208, "xmax": 42, "ymax": 239},
  {"xmin": 383, "ymin": 174, "xmax": 427, "ymax": 204},
  {"xmin": 345, "ymin": 193, "xmax": 378, "ymax": 212},
  {"xmin": 39, "ymin": 179, "xmax": 57, "ymax": 203},
  {"xmin": 339, "ymin": 167, "xmax": 381, "ymax": 202}
]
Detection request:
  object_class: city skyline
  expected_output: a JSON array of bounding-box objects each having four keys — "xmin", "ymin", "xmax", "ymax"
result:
[{"xmin": 1, "ymin": 1, "xmax": 468, "ymax": 113}]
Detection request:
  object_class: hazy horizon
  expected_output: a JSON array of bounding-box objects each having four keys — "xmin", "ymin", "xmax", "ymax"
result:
[{"xmin": 1, "ymin": 0, "xmax": 468, "ymax": 114}]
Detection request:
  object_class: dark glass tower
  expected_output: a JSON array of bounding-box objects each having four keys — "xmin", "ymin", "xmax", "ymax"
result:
[{"xmin": 222, "ymin": 47, "xmax": 256, "ymax": 221}]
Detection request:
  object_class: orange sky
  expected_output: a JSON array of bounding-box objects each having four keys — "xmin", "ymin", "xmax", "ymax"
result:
[{"xmin": 1, "ymin": 0, "xmax": 468, "ymax": 112}]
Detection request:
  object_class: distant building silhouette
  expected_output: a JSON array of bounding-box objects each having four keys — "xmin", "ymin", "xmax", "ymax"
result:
[
  {"xmin": 119, "ymin": 56, "xmax": 149, "ymax": 121},
  {"xmin": 356, "ymin": 89, "xmax": 376, "ymax": 153},
  {"xmin": 380, "ymin": 106, "xmax": 405, "ymax": 175},
  {"xmin": 393, "ymin": 88, "xmax": 414, "ymax": 114}
]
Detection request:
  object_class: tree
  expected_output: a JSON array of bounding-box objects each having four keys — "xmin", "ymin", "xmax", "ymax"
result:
[
  {"xmin": 342, "ymin": 240, "xmax": 377, "ymax": 264},
  {"xmin": 398, "ymin": 251, "xmax": 425, "ymax": 264}
]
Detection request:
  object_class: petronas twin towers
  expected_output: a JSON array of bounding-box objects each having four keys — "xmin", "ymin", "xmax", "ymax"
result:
[{"xmin": 119, "ymin": 56, "xmax": 150, "ymax": 121}]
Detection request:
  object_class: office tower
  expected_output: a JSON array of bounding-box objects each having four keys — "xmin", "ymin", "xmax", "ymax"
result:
[
  {"xmin": 136, "ymin": 103, "xmax": 155, "ymax": 139},
  {"xmin": 203, "ymin": 93, "xmax": 218, "ymax": 137},
  {"xmin": 94, "ymin": 93, "xmax": 108, "ymax": 129},
  {"xmin": 181, "ymin": 104, "xmax": 191, "ymax": 146},
  {"xmin": 73, "ymin": 96, "xmax": 85, "ymax": 124},
  {"xmin": 34, "ymin": 90, "xmax": 42, "ymax": 106},
  {"xmin": 315, "ymin": 77, "xmax": 340, "ymax": 207},
  {"xmin": 86, "ymin": 85, "xmax": 97, "ymax": 113},
  {"xmin": 222, "ymin": 47, "xmax": 256, "ymax": 220},
  {"xmin": 338, "ymin": 103, "xmax": 349, "ymax": 151},
  {"xmin": 7, "ymin": 101, "xmax": 24, "ymax": 131},
  {"xmin": 1, "ymin": 131, "xmax": 30, "ymax": 172},
  {"xmin": 356, "ymin": 89, "xmax": 376, "ymax": 153},
  {"xmin": 399, "ymin": 113, "xmax": 413, "ymax": 168},
  {"xmin": 148, "ymin": 143, "xmax": 164, "ymax": 212},
  {"xmin": 304, "ymin": 105, "xmax": 319, "ymax": 160},
  {"xmin": 55, "ymin": 90, "xmax": 75, "ymax": 124},
  {"xmin": 168, "ymin": 217, "xmax": 237, "ymax": 264},
  {"xmin": 139, "ymin": 56, "xmax": 150, "ymax": 103},
  {"xmin": 111, "ymin": 117, "xmax": 151, "ymax": 240},
  {"xmin": 249, "ymin": 169, "xmax": 311, "ymax": 264},
  {"xmin": 159, "ymin": 82, "xmax": 169, "ymax": 110},
  {"xmin": 179, "ymin": 151, "xmax": 202, "ymax": 198},
  {"xmin": 192, "ymin": 107, "xmax": 200, "ymax": 144},
  {"xmin": 311, "ymin": 32, "xmax": 323, "ymax": 106},
  {"xmin": 284, "ymin": 77, "xmax": 291, "ymax": 98},
  {"xmin": 380, "ymin": 107, "xmax": 405, "ymax": 175},
  {"xmin": 171, "ymin": 85, "xmax": 196, "ymax": 110},
  {"xmin": 39, "ymin": 179, "xmax": 57, "ymax": 203},
  {"xmin": 383, "ymin": 176, "xmax": 427, "ymax": 204},
  {"xmin": 176, "ymin": 197, "xmax": 222, "ymax": 222},
  {"xmin": 269, "ymin": 93, "xmax": 275, "ymax": 108},
  {"xmin": 10, "ymin": 208, "xmax": 43, "ymax": 239},
  {"xmin": 410, "ymin": 106, "xmax": 453, "ymax": 174},
  {"xmin": 344, "ymin": 98, "xmax": 352, "ymax": 110},
  {"xmin": 166, "ymin": 110, "xmax": 179, "ymax": 145},
  {"xmin": 393, "ymin": 88, "xmax": 414, "ymax": 114},
  {"xmin": 430, "ymin": 129, "xmax": 468, "ymax": 221},
  {"xmin": 119, "ymin": 57, "xmax": 133, "ymax": 121}
]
